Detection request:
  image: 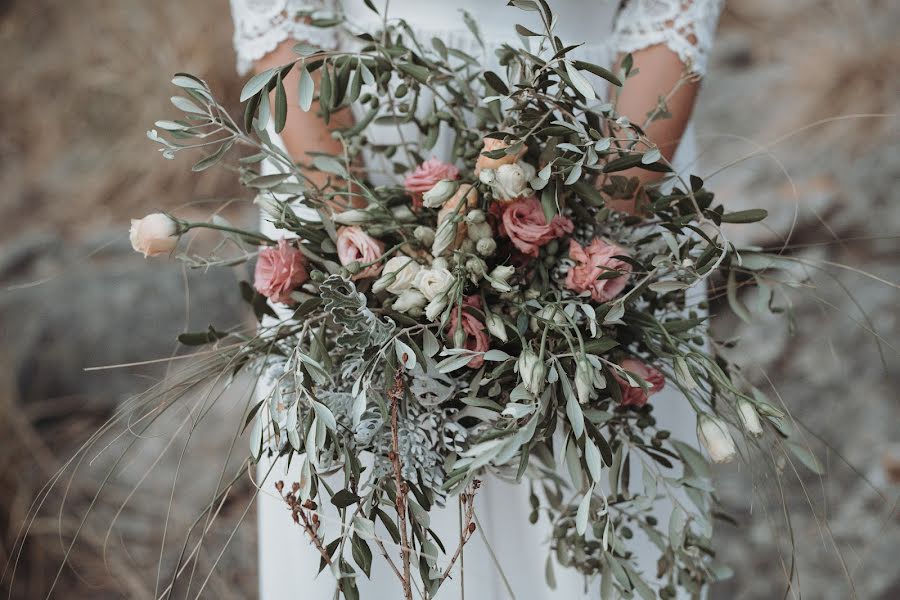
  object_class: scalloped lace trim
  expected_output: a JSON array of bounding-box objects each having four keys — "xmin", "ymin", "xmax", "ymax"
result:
[{"xmin": 612, "ymin": 0, "xmax": 724, "ymax": 76}]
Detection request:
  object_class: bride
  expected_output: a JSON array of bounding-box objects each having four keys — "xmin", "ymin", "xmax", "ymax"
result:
[{"xmin": 229, "ymin": 1, "xmax": 724, "ymax": 598}]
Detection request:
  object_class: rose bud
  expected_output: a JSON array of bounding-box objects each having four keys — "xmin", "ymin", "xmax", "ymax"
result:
[
  {"xmin": 333, "ymin": 209, "xmax": 374, "ymax": 226},
  {"xmin": 422, "ymin": 179, "xmax": 459, "ymax": 208},
  {"xmin": 476, "ymin": 238, "xmax": 497, "ymax": 257},
  {"xmin": 697, "ymin": 415, "xmax": 737, "ymax": 464},
  {"xmin": 130, "ymin": 213, "xmax": 179, "ymax": 257},
  {"xmin": 414, "ymin": 225, "xmax": 436, "ymax": 247},
  {"xmin": 737, "ymin": 399, "xmax": 764, "ymax": 437},
  {"xmin": 517, "ymin": 350, "xmax": 547, "ymax": 395}
]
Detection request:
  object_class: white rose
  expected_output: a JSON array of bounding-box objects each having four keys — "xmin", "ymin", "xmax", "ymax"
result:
[
  {"xmin": 392, "ymin": 289, "xmax": 427, "ymax": 313},
  {"xmin": 422, "ymin": 179, "xmax": 458, "ymax": 208},
  {"xmin": 414, "ymin": 268, "xmax": 454, "ymax": 300},
  {"xmin": 697, "ymin": 415, "xmax": 737, "ymax": 463},
  {"xmin": 413, "ymin": 225, "xmax": 435, "ymax": 246},
  {"xmin": 373, "ymin": 256, "xmax": 421, "ymax": 294},
  {"xmin": 478, "ymin": 168, "xmax": 496, "ymax": 185},
  {"xmin": 491, "ymin": 162, "xmax": 535, "ymax": 201},
  {"xmin": 476, "ymin": 238, "xmax": 497, "ymax": 256},
  {"xmin": 737, "ymin": 400, "xmax": 764, "ymax": 437},
  {"xmin": 130, "ymin": 213, "xmax": 178, "ymax": 257}
]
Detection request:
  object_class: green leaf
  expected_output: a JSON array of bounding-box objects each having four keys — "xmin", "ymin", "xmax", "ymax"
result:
[
  {"xmin": 240, "ymin": 68, "xmax": 274, "ymax": 102},
  {"xmin": 191, "ymin": 139, "xmax": 234, "ymax": 172},
  {"xmin": 328, "ymin": 490, "xmax": 358, "ymax": 512},
  {"xmin": 565, "ymin": 61, "xmax": 596, "ymax": 101},
  {"xmin": 312, "ymin": 401, "xmax": 338, "ymax": 431},
  {"xmin": 351, "ymin": 534, "xmax": 373, "ymax": 578},
  {"xmin": 720, "ymin": 208, "xmax": 769, "ymax": 223},
  {"xmin": 575, "ymin": 485, "xmax": 593, "ymax": 536},
  {"xmin": 313, "ymin": 155, "xmax": 348, "ymax": 177},
  {"xmin": 786, "ymin": 441, "xmax": 824, "ymax": 475},
  {"xmin": 484, "ymin": 71, "xmax": 509, "ymax": 96},
  {"xmin": 177, "ymin": 325, "xmax": 229, "ymax": 346},
  {"xmin": 274, "ymin": 73, "xmax": 288, "ymax": 133},
  {"xmin": 572, "ymin": 59, "xmax": 622, "ymax": 86}
]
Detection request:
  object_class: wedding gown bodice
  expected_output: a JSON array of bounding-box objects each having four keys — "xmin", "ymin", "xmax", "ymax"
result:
[{"xmin": 231, "ymin": 0, "xmax": 723, "ymax": 78}]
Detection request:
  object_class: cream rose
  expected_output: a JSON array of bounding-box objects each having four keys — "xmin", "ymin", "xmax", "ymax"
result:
[
  {"xmin": 373, "ymin": 256, "xmax": 421, "ymax": 295},
  {"xmin": 392, "ymin": 289, "xmax": 427, "ymax": 313},
  {"xmin": 491, "ymin": 162, "xmax": 535, "ymax": 202},
  {"xmin": 130, "ymin": 213, "xmax": 178, "ymax": 257},
  {"xmin": 414, "ymin": 267, "xmax": 454, "ymax": 301}
]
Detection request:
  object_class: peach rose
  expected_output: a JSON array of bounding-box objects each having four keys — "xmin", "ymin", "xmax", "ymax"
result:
[
  {"xmin": 129, "ymin": 213, "xmax": 178, "ymax": 257},
  {"xmin": 446, "ymin": 296, "xmax": 489, "ymax": 368},
  {"xmin": 404, "ymin": 158, "xmax": 459, "ymax": 208},
  {"xmin": 475, "ymin": 138, "xmax": 525, "ymax": 175},
  {"xmin": 254, "ymin": 239, "xmax": 308, "ymax": 304},
  {"xmin": 336, "ymin": 226, "xmax": 385, "ymax": 280},
  {"xmin": 500, "ymin": 197, "xmax": 574, "ymax": 257},
  {"xmin": 564, "ymin": 238, "xmax": 632, "ymax": 302},
  {"xmin": 613, "ymin": 358, "xmax": 665, "ymax": 407}
]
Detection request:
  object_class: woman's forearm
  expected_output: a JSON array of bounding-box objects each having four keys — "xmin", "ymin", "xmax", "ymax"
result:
[
  {"xmin": 252, "ymin": 40, "xmax": 353, "ymax": 189},
  {"xmin": 608, "ymin": 44, "xmax": 701, "ymax": 214}
]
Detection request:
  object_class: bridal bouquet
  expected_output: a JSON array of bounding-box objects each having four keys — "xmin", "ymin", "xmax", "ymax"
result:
[{"xmin": 135, "ymin": 2, "xmax": 816, "ymax": 598}]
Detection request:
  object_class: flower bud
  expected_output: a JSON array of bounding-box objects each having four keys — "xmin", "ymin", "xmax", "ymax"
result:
[
  {"xmin": 413, "ymin": 225, "xmax": 435, "ymax": 247},
  {"xmin": 517, "ymin": 350, "xmax": 546, "ymax": 395},
  {"xmin": 391, "ymin": 205, "xmax": 416, "ymax": 222},
  {"xmin": 697, "ymin": 415, "xmax": 737, "ymax": 464},
  {"xmin": 466, "ymin": 221, "xmax": 492, "ymax": 242},
  {"xmin": 464, "ymin": 257, "xmax": 486, "ymax": 278},
  {"xmin": 737, "ymin": 400, "xmax": 764, "ymax": 437},
  {"xmin": 333, "ymin": 209, "xmax": 373, "ymax": 226},
  {"xmin": 431, "ymin": 257, "xmax": 449, "ymax": 271},
  {"xmin": 373, "ymin": 256, "xmax": 420, "ymax": 294},
  {"xmin": 466, "ymin": 209, "xmax": 486, "ymax": 225},
  {"xmin": 476, "ymin": 238, "xmax": 497, "ymax": 256},
  {"xmin": 130, "ymin": 213, "xmax": 179, "ymax": 257},
  {"xmin": 453, "ymin": 326, "xmax": 466, "ymax": 349},
  {"xmin": 487, "ymin": 265, "xmax": 515, "ymax": 292},
  {"xmin": 478, "ymin": 168, "xmax": 496, "ymax": 185},
  {"xmin": 392, "ymin": 289, "xmax": 427, "ymax": 313},
  {"xmin": 422, "ymin": 179, "xmax": 459, "ymax": 208},
  {"xmin": 575, "ymin": 358, "xmax": 595, "ymax": 404},
  {"xmin": 432, "ymin": 217, "xmax": 459, "ymax": 256},
  {"xmin": 485, "ymin": 311, "xmax": 508, "ymax": 342},
  {"xmin": 425, "ymin": 296, "xmax": 448, "ymax": 321}
]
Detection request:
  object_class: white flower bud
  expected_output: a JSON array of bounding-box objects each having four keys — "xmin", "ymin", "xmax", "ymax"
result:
[
  {"xmin": 422, "ymin": 179, "xmax": 459, "ymax": 208},
  {"xmin": 517, "ymin": 350, "xmax": 546, "ymax": 395},
  {"xmin": 413, "ymin": 225, "xmax": 435, "ymax": 246},
  {"xmin": 373, "ymin": 256, "xmax": 421, "ymax": 294},
  {"xmin": 453, "ymin": 326, "xmax": 466, "ymax": 349},
  {"xmin": 130, "ymin": 213, "xmax": 178, "ymax": 257},
  {"xmin": 697, "ymin": 415, "xmax": 737, "ymax": 464},
  {"xmin": 487, "ymin": 264, "xmax": 515, "ymax": 292},
  {"xmin": 486, "ymin": 311, "xmax": 508, "ymax": 342},
  {"xmin": 391, "ymin": 205, "xmax": 416, "ymax": 222},
  {"xmin": 431, "ymin": 257, "xmax": 449, "ymax": 271},
  {"xmin": 476, "ymin": 238, "xmax": 497, "ymax": 256},
  {"xmin": 425, "ymin": 296, "xmax": 448, "ymax": 321},
  {"xmin": 466, "ymin": 221, "xmax": 492, "ymax": 242},
  {"xmin": 466, "ymin": 209, "xmax": 486, "ymax": 224},
  {"xmin": 737, "ymin": 400, "xmax": 764, "ymax": 437},
  {"xmin": 392, "ymin": 288, "xmax": 427, "ymax": 313},
  {"xmin": 465, "ymin": 257, "xmax": 486, "ymax": 278},
  {"xmin": 333, "ymin": 209, "xmax": 373, "ymax": 225},
  {"xmin": 575, "ymin": 358, "xmax": 595, "ymax": 404},
  {"xmin": 478, "ymin": 168, "xmax": 496, "ymax": 185},
  {"xmin": 432, "ymin": 217, "xmax": 459, "ymax": 256}
]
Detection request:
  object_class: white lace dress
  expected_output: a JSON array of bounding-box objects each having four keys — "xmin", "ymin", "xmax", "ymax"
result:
[{"xmin": 230, "ymin": 1, "xmax": 723, "ymax": 598}]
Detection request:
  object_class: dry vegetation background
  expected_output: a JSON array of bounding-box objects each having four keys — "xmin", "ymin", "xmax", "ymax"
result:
[{"xmin": 1, "ymin": 0, "xmax": 898, "ymax": 598}]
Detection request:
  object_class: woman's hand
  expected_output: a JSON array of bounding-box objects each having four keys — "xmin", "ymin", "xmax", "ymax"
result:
[{"xmin": 607, "ymin": 44, "xmax": 701, "ymax": 215}]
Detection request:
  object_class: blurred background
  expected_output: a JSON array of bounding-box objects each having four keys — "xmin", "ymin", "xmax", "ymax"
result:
[{"xmin": 1, "ymin": 0, "xmax": 897, "ymax": 598}]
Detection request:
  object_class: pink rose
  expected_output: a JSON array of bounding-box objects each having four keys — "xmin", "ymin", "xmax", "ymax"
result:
[
  {"xmin": 254, "ymin": 239, "xmax": 308, "ymax": 304},
  {"xmin": 501, "ymin": 197, "xmax": 574, "ymax": 257},
  {"xmin": 613, "ymin": 358, "xmax": 665, "ymax": 407},
  {"xmin": 446, "ymin": 296, "xmax": 490, "ymax": 368},
  {"xmin": 130, "ymin": 213, "xmax": 178, "ymax": 257},
  {"xmin": 564, "ymin": 238, "xmax": 632, "ymax": 302},
  {"xmin": 336, "ymin": 226, "xmax": 385, "ymax": 280},
  {"xmin": 404, "ymin": 158, "xmax": 459, "ymax": 208}
]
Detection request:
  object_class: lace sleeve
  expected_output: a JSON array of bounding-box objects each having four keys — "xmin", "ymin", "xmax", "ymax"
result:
[
  {"xmin": 230, "ymin": 0, "xmax": 340, "ymax": 75},
  {"xmin": 612, "ymin": 0, "xmax": 724, "ymax": 77}
]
